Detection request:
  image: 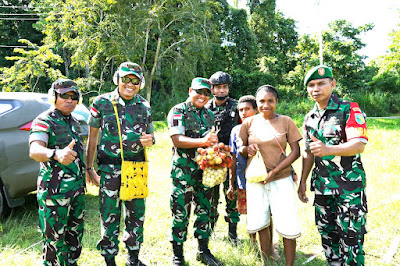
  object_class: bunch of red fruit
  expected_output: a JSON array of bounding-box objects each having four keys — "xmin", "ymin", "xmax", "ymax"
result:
[{"xmin": 196, "ymin": 142, "xmax": 234, "ymax": 170}]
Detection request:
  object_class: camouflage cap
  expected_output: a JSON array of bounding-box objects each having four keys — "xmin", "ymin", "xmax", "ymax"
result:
[
  {"xmin": 191, "ymin": 77, "xmax": 211, "ymax": 91},
  {"xmin": 52, "ymin": 78, "xmax": 79, "ymax": 94},
  {"xmin": 118, "ymin": 62, "xmax": 144, "ymax": 80},
  {"xmin": 304, "ymin": 65, "xmax": 333, "ymax": 86}
]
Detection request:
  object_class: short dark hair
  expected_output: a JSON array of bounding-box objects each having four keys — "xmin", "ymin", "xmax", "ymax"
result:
[
  {"xmin": 238, "ymin": 95, "xmax": 257, "ymax": 110},
  {"xmin": 255, "ymin": 85, "xmax": 279, "ymax": 100}
]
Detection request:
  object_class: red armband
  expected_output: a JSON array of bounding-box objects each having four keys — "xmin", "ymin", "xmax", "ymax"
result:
[{"xmin": 345, "ymin": 102, "xmax": 368, "ymax": 141}]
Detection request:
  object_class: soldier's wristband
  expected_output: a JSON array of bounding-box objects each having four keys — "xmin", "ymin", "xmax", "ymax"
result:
[{"xmin": 86, "ymin": 166, "xmax": 94, "ymax": 171}]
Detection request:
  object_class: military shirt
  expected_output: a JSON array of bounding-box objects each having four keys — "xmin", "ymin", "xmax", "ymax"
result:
[
  {"xmin": 205, "ymin": 97, "xmax": 239, "ymax": 145},
  {"xmin": 167, "ymin": 100, "xmax": 215, "ymax": 182},
  {"xmin": 89, "ymin": 88, "xmax": 154, "ymax": 172},
  {"xmin": 30, "ymin": 108, "xmax": 86, "ymax": 200},
  {"xmin": 303, "ymin": 94, "xmax": 368, "ymax": 195}
]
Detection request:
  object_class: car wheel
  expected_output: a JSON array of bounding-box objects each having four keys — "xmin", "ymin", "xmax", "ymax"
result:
[{"xmin": 0, "ymin": 185, "xmax": 11, "ymax": 218}]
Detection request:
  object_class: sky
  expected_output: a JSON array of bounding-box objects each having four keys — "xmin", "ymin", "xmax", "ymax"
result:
[{"xmin": 228, "ymin": 0, "xmax": 400, "ymax": 63}]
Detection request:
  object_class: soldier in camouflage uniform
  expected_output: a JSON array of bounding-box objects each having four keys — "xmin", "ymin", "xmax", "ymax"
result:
[
  {"xmin": 298, "ymin": 65, "xmax": 368, "ymax": 266},
  {"xmin": 168, "ymin": 77, "xmax": 222, "ymax": 266},
  {"xmin": 86, "ymin": 62, "xmax": 154, "ymax": 266},
  {"xmin": 29, "ymin": 79, "xmax": 86, "ymax": 266},
  {"xmin": 205, "ymin": 71, "xmax": 240, "ymax": 244}
]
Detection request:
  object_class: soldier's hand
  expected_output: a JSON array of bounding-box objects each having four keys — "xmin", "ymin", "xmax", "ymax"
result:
[
  {"xmin": 227, "ymin": 185, "xmax": 236, "ymax": 201},
  {"xmin": 203, "ymin": 132, "xmax": 218, "ymax": 147},
  {"xmin": 140, "ymin": 132, "xmax": 154, "ymax": 147},
  {"xmin": 247, "ymin": 144, "xmax": 259, "ymax": 157},
  {"xmin": 86, "ymin": 169, "xmax": 100, "ymax": 187},
  {"xmin": 310, "ymin": 135, "xmax": 329, "ymax": 157},
  {"xmin": 298, "ymin": 181, "xmax": 309, "ymax": 203},
  {"xmin": 56, "ymin": 140, "xmax": 78, "ymax": 165}
]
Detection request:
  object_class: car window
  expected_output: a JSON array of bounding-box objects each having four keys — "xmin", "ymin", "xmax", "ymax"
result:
[{"xmin": 0, "ymin": 100, "xmax": 22, "ymax": 116}]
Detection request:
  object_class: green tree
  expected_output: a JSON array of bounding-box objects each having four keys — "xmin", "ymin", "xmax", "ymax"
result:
[
  {"xmin": 0, "ymin": 0, "xmax": 44, "ymax": 68},
  {"xmin": 248, "ymin": 1, "xmax": 298, "ymax": 85},
  {"xmin": 287, "ymin": 20, "xmax": 373, "ymax": 95},
  {"xmin": 0, "ymin": 39, "xmax": 63, "ymax": 92},
  {"xmin": 369, "ymin": 21, "xmax": 400, "ymax": 94}
]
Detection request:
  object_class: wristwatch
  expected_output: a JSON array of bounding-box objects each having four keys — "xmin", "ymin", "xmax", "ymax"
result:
[{"xmin": 47, "ymin": 149, "xmax": 56, "ymax": 160}]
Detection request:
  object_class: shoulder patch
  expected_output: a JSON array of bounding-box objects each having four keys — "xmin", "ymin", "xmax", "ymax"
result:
[
  {"xmin": 31, "ymin": 122, "xmax": 49, "ymax": 132},
  {"xmin": 345, "ymin": 102, "xmax": 368, "ymax": 141},
  {"xmin": 355, "ymin": 113, "xmax": 365, "ymax": 125}
]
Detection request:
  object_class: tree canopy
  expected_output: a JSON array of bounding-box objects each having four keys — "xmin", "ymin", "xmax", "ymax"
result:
[{"xmin": 1, "ymin": 0, "xmax": 399, "ymax": 118}]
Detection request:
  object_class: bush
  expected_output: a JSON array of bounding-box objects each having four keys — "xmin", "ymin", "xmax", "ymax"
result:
[{"xmin": 348, "ymin": 90, "xmax": 400, "ymax": 117}]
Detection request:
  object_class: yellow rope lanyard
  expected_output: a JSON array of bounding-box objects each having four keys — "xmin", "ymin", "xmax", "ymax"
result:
[
  {"xmin": 112, "ymin": 99, "xmax": 125, "ymax": 161},
  {"xmin": 112, "ymin": 98, "xmax": 146, "ymax": 161}
]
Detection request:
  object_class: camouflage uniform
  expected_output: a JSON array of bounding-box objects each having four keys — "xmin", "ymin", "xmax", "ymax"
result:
[
  {"xmin": 167, "ymin": 100, "xmax": 215, "ymax": 243},
  {"xmin": 304, "ymin": 94, "xmax": 368, "ymax": 266},
  {"xmin": 30, "ymin": 108, "xmax": 86, "ymax": 266},
  {"xmin": 205, "ymin": 97, "xmax": 240, "ymax": 226},
  {"xmin": 88, "ymin": 88, "xmax": 154, "ymax": 259}
]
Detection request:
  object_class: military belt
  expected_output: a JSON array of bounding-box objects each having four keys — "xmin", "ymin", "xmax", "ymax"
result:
[{"xmin": 97, "ymin": 152, "xmax": 145, "ymax": 165}]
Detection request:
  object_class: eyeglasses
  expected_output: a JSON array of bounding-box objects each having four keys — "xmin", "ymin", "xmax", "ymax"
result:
[
  {"xmin": 59, "ymin": 93, "xmax": 79, "ymax": 101},
  {"xmin": 195, "ymin": 89, "xmax": 211, "ymax": 97},
  {"xmin": 121, "ymin": 76, "xmax": 141, "ymax": 85}
]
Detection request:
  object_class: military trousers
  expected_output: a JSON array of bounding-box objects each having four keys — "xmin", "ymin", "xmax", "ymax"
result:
[
  {"xmin": 38, "ymin": 193, "xmax": 85, "ymax": 266},
  {"xmin": 314, "ymin": 191, "xmax": 367, "ymax": 266},
  {"xmin": 209, "ymin": 170, "xmax": 240, "ymax": 226},
  {"xmin": 97, "ymin": 170, "xmax": 145, "ymax": 259},
  {"xmin": 170, "ymin": 176, "xmax": 213, "ymax": 243}
]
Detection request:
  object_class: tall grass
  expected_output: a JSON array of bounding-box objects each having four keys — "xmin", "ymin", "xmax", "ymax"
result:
[{"xmin": 0, "ymin": 119, "xmax": 399, "ymax": 265}]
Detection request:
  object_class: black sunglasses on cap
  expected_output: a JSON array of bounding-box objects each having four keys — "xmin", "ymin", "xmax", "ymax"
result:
[{"xmin": 121, "ymin": 76, "xmax": 140, "ymax": 85}]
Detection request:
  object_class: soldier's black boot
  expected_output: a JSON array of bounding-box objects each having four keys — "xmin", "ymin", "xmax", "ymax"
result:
[
  {"xmin": 126, "ymin": 250, "xmax": 146, "ymax": 266},
  {"xmin": 196, "ymin": 238, "xmax": 222, "ymax": 266},
  {"xmin": 104, "ymin": 256, "xmax": 116, "ymax": 266},
  {"xmin": 228, "ymin": 222, "xmax": 238, "ymax": 245},
  {"xmin": 172, "ymin": 242, "xmax": 185, "ymax": 266}
]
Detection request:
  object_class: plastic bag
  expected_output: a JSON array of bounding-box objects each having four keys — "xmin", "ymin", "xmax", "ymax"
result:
[{"xmin": 245, "ymin": 150, "xmax": 267, "ymax": 183}]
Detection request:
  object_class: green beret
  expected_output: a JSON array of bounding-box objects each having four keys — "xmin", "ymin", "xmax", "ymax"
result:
[
  {"xmin": 304, "ymin": 65, "xmax": 333, "ymax": 86},
  {"xmin": 191, "ymin": 77, "xmax": 211, "ymax": 91}
]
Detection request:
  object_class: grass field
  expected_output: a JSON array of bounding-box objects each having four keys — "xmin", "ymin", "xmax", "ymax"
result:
[{"xmin": 0, "ymin": 119, "xmax": 399, "ymax": 265}]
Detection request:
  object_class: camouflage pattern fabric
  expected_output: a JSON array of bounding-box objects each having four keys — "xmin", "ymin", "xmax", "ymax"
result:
[
  {"xmin": 303, "ymin": 94, "xmax": 367, "ymax": 195},
  {"xmin": 205, "ymin": 97, "xmax": 240, "ymax": 225},
  {"xmin": 89, "ymin": 89, "xmax": 155, "ymax": 172},
  {"xmin": 38, "ymin": 194, "xmax": 85, "ymax": 266},
  {"xmin": 30, "ymin": 108, "xmax": 86, "ymax": 265},
  {"xmin": 96, "ymin": 171, "xmax": 145, "ymax": 258},
  {"xmin": 209, "ymin": 176, "xmax": 239, "ymax": 225},
  {"xmin": 314, "ymin": 191, "xmax": 367, "ymax": 265},
  {"xmin": 31, "ymin": 108, "xmax": 86, "ymax": 200},
  {"xmin": 167, "ymin": 100, "xmax": 215, "ymax": 243},
  {"xmin": 170, "ymin": 172, "xmax": 213, "ymax": 242},
  {"xmin": 304, "ymin": 94, "xmax": 368, "ymax": 265},
  {"xmin": 88, "ymin": 89, "xmax": 154, "ymax": 257}
]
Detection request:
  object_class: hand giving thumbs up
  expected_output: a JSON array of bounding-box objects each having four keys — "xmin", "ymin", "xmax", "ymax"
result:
[{"xmin": 56, "ymin": 139, "xmax": 78, "ymax": 165}]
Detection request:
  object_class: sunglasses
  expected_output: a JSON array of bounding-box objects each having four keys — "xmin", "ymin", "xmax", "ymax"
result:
[
  {"xmin": 59, "ymin": 93, "xmax": 79, "ymax": 101},
  {"xmin": 121, "ymin": 76, "xmax": 140, "ymax": 85},
  {"xmin": 195, "ymin": 89, "xmax": 211, "ymax": 97}
]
